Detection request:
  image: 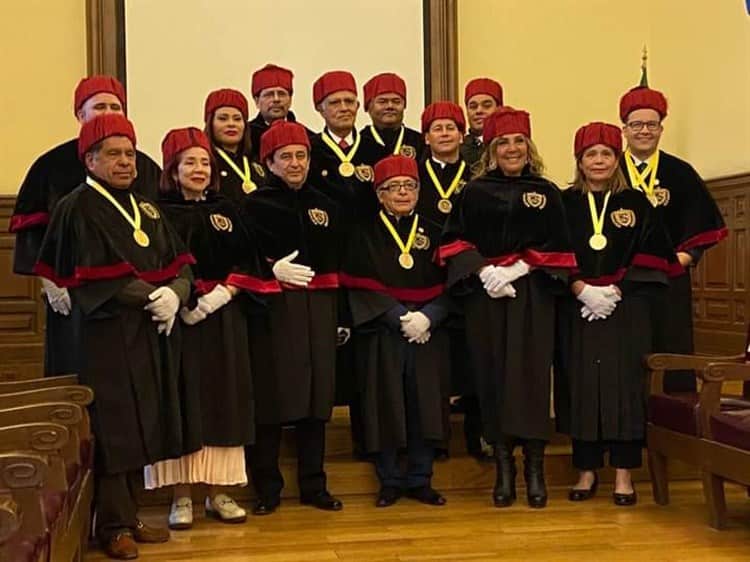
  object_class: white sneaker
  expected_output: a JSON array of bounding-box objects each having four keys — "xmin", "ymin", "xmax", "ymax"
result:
[
  {"xmin": 168, "ymin": 497, "xmax": 193, "ymax": 530},
  {"xmin": 205, "ymin": 493, "xmax": 247, "ymax": 523}
]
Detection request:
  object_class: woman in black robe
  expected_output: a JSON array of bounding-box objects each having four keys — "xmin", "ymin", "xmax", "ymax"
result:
[
  {"xmin": 439, "ymin": 108, "xmax": 576, "ymax": 508},
  {"xmin": 341, "ymin": 155, "xmax": 451, "ymax": 507},
  {"xmin": 203, "ymin": 89, "xmax": 267, "ymax": 204},
  {"xmin": 144, "ymin": 128, "xmax": 281, "ymax": 529},
  {"xmin": 556, "ymin": 122, "xmax": 673, "ymax": 506}
]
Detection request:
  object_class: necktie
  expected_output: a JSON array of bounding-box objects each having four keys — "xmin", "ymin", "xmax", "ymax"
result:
[
  {"xmin": 338, "ymin": 138, "xmax": 349, "ymax": 150},
  {"xmin": 636, "ymin": 161, "xmax": 647, "ymax": 173}
]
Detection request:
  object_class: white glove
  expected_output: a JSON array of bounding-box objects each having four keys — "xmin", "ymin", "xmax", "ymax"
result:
[
  {"xmin": 41, "ymin": 278, "xmax": 71, "ymax": 315},
  {"xmin": 272, "ymin": 250, "xmax": 315, "ymax": 287},
  {"xmin": 337, "ymin": 327, "xmax": 351, "ymax": 346},
  {"xmin": 413, "ymin": 331, "xmax": 431, "ymax": 345},
  {"xmin": 197, "ymin": 284, "xmax": 232, "ymax": 315},
  {"xmin": 180, "ymin": 306, "xmax": 207, "ymax": 326},
  {"xmin": 487, "ymin": 282, "xmax": 517, "ymax": 299},
  {"xmin": 400, "ymin": 311, "xmax": 431, "ymax": 342},
  {"xmin": 576, "ymin": 284, "xmax": 621, "ymax": 321},
  {"xmin": 157, "ymin": 316, "xmax": 176, "ymax": 337},
  {"xmin": 144, "ymin": 286, "xmax": 180, "ymax": 322}
]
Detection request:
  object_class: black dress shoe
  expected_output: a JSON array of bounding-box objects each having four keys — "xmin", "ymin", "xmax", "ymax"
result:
[
  {"xmin": 252, "ymin": 497, "xmax": 280, "ymax": 516},
  {"xmin": 406, "ymin": 486, "xmax": 446, "ymax": 506},
  {"xmin": 613, "ymin": 488, "xmax": 637, "ymax": 506},
  {"xmin": 568, "ymin": 473, "xmax": 598, "ymax": 502},
  {"xmin": 493, "ymin": 439, "xmax": 517, "ymax": 507},
  {"xmin": 523, "ymin": 440, "xmax": 548, "ymax": 509},
  {"xmin": 375, "ymin": 486, "xmax": 402, "ymax": 507},
  {"xmin": 300, "ymin": 491, "xmax": 343, "ymax": 511}
]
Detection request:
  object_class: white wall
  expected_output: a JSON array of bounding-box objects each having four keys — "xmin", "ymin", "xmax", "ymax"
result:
[{"xmin": 125, "ymin": 0, "xmax": 425, "ymax": 161}]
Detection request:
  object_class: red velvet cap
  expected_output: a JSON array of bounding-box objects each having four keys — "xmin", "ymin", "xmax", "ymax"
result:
[
  {"xmin": 619, "ymin": 86, "xmax": 668, "ymax": 122},
  {"xmin": 204, "ymin": 89, "xmax": 249, "ymax": 122},
  {"xmin": 373, "ymin": 155, "xmax": 419, "ymax": 186},
  {"xmin": 161, "ymin": 127, "xmax": 212, "ymax": 170},
  {"xmin": 421, "ymin": 101, "xmax": 466, "ymax": 133},
  {"xmin": 78, "ymin": 114, "xmax": 136, "ymax": 161},
  {"xmin": 464, "ymin": 78, "xmax": 503, "ymax": 105},
  {"xmin": 260, "ymin": 120, "xmax": 310, "ymax": 162},
  {"xmin": 483, "ymin": 107, "xmax": 531, "ymax": 141},
  {"xmin": 574, "ymin": 122, "xmax": 623, "ymax": 158},
  {"xmin": 251, "ymin": 64, "xmax": 294, "ymax": 97},
  {"xmin": 312, "ymin": 71, "xmax": 357, "ymax": 106},
  {"xmin": 74, "ymin": 75, "xmax": 127, "ymax": 115},
  {"xmin": 363, "ymin": 73, "xmax": 407, "ymax": 109}
]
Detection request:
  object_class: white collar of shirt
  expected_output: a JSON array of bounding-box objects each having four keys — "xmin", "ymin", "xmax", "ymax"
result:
[
  {"xmin": 431, "ymin": 156, "xmax": 448, "ymax": 169},
  {"xmin": 325, "ymin": 128, "xmax": 354, "ymax": 146}
]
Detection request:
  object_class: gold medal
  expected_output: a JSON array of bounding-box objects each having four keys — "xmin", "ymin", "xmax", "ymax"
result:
[
  {"xmin": 338, "ymin": 162, "xmax": 355, "ymax": 177},
  {"xmin": 242, "ymin": 180, "xmax": 256, "ymax": 194},
  {"xmin": 398, "ymin": 253, "xmax": 414, "ymax": 269},
  {"xmin": 133, "ymin": 229, "xmax": 150, "ymax": 247},
  {"xmin": 589, "ymin": 233, "xmax": 607, "ymax": 251},
  {"xmin": 438, "ymin": 199, "xmax": 453, "ymax": 214}
]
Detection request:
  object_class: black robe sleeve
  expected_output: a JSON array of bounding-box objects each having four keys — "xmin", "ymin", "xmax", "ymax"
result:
[{"xmin": 438, "ymin": 187, "xmax": 486, "ymax": 289}]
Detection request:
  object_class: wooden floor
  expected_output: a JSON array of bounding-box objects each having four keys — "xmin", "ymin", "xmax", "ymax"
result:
[{"xmin": 86, "ymin": 481, "xmax": 750, "ymax": 561}]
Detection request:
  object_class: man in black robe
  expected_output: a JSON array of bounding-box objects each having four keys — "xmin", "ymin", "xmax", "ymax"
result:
[
  {"xmin": 35, "ymin": 114, "xmax": 192, "ymax": 559},
  {"xmin": 359, "ymin": 73, "xmax": 424, "ymax": 164},
  {"xmin": 618, "ymin": 83, "xmax": 727, "ymax": 392},
  {"xmin": 244, "ymin": 121, "xmax": 344, "ymax": 514},
  {"xmin": 9, "ymin": 75, "xmax": 161, "ymax": 376},
  {"xmin": 341, "ymin": 155, "xmax": 451, "ymax": 507},
  {"xmin": 460, "ymin": 78, "xmax": 503, "ymax": 167}
]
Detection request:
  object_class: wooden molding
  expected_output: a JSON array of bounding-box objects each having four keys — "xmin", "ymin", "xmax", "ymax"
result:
[
  {"xmin": 424, "ymin": 0, "xmax": 458, "ymax": 103},
  {"xmin": 86, "ymin": 0, "xmax": 126, "ymax": 84}
]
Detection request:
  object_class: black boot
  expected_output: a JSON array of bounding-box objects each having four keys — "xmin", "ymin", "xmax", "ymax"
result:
[
  {"xmin": 522, "ymin": 439, "xmax": 548, "ymax": 508},
  {"xmin": 492, "ymin": 438, "xmax": 516, "ymax": 507}
]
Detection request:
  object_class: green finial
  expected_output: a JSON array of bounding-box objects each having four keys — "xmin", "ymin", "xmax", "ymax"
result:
[{"xmin": 639, "ymin": 45, "xmax": 649, "ymax": 87}]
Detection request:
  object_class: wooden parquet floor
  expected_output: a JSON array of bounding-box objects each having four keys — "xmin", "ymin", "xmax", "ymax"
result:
[{"xmin": 85, "ymin": 481, "xmax": 750, "ymax": 562}]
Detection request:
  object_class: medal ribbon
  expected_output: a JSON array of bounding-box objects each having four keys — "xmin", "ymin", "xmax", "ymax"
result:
[
  {"xmin": 216, "ymin": 148, "xmax": 253, "ymax": 185},
  {"xmin": 86, "ymin": 176, "xmax": 142, "ymax": 234},
  {"xmin": 587, "ymin": 190, "xmax": 612, "ymax": 240},
  {"xmin": 624, "ymin": 148, "xmax": 659, "ymax": 198},
  {"xmin": 426, "ymin": 159, "xmax": 466, "ymax": 201},
  {"xmin": 379, "ymin": 211, "xmax": 419, "ymax": 257},
  {"xmin": 320, "ymin": 130, "xmax": 361, "ymax": 164},
  {"xmin": 370, "ymin": 124, "xmax": 405, "ymax": 155}
]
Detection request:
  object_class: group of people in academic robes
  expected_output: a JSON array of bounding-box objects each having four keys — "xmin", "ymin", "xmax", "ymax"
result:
[{"xmin": 8, "ymin": 61, "xmax": 728, "ymax": 561}]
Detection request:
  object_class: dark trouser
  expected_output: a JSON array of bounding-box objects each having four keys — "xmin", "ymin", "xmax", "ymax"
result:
[
  {"xmin": 572, "ymin": 439, "xmax": 642, "ymax": 470},
  {"xmin": 95, "ymin": 470, "xmax": 141, "ymax": 542},
  {"xmin": 653, "ymin": 273, "xmax": 696, "ymax": 393},
  {"xmin": 375, "ymin": 353, "xmax": 434, "ymax": 489},
  {"xmin": 461, "ymin": 394, "xmax": 484, "ymax": 455},
  {"xmin": 249, "ymin": 419, "xmax": 327, "ymax": 501}
]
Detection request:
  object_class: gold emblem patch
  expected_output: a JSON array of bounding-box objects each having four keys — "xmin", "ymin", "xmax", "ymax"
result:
[
  {"xmin": 522, "ymin": 191, "xmax": 547, "ymax": 210},
  {"xmin": 251, "ymin": 162, "xmax": 266, "ymax": 177},
  {"xmin": 413, "ymin": 232, "xmax": 430, "ymax": 251},
  {"xmin": 209, "ymin": 213, "xmax": 233, "ymax": 232},
  {"xmin": 308, "ymin": 208, "xmax": 329, "ymax": 227},
  {"xmin": 138, "ymin": 201, "xmax": 160, "ymax": 219},
  {"xmin": 354, "ymin": 164, "xmax": 374, "ymax": 183},
  {"xmin": 653, "ymin": 187, "xmax": 671, "ymax": 207},
  {"xmin": 610, "ymin": 208, "xmax": 636, "ymax": 228},
  {"xmin": 400, "ymin": 145, "xmax": 417, "ymax": 159}
]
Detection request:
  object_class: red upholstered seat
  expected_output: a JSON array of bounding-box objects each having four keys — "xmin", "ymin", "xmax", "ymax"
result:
[
  {"xmin": 710, "ymin": 409, "xmax": 750, "ymax": 452},
  {"xmin": 648, "ymin": 393, "xmax": 750, "ymax": 435}
]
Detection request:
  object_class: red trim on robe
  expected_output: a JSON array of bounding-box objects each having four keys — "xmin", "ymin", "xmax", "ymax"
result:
[
  {"xmin": 280, "ymin": 272, "xmax": 339, "ymax": 291},
  {"xmin": 193, "ymin": 279, "xmax": 220, "ymax": 295},
  {"xmin": 438, "ymin": 239, "xmax": 477, "ymax": 264},
  {"xmin": 33, "ymin": 253, "xmax": 196, "ymax": 288},
  {"xmin": 339, "ymin": 273, "xmax": 444, "ymax": 304},
  {"xmin": 9, "ymin": 212, "xmax": 50, "ymax": 233},
  {"xmin": 522, "ymin": 249, "xmax": 577, "ymax": 268},
  {"xmin": 578, "ymin": 268, "xmax": 628, "ymax": 286},
  {"xmin": 667, "ymin": 261, "xmax": 686, "ymax": 278},
  {"xmin": 631, "ymin": 253, "xmax": 670, "ymax": 272},
  {"xmin": 676, "ymin": 227, "xmax": 729, "ymax": 252},
  {"xmin": 486, "ymin": 253, "xmax": 523, "ymax": 266},
  {"xmin": 226, "ymin": 273, "xmax": 281, "ymax": 294}
]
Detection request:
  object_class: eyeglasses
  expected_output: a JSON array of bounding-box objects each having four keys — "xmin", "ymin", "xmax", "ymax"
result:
[
  {"xmin": 378, "ymin": 180, "xmax": 419, "ymax": 193},
  {"xmin": 626, "ymin": 120, "xmax": 661, "ymax": 132}
]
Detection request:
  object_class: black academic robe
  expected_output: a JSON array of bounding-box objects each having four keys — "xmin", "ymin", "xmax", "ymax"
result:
[
  {"xmin": 620, "ymin": 150, "xmax": 728, "ymax": 390},
  {"xmin": 341, "ymin": 212, "xmax": 451, "ymax": 452},
  {"xmin": 248, "ymin": 110, "xmax": 311, "ymax": 160},
  {"xmin": 460, "ymin": 130, "xmax": 484, "ymax": 169},
  {"xmin": 160, "ymin": 192, "xmax": 281, "ymax": 447},
  {"xmin": 9, "ymin": 139, "xmax": 161, "ymax": 375},
  {"xmin": 212, "ymin": 147, "xmax": 268, "ymax": 204},
  {"xmin": 555, "ymin": 188, "xmax": 673, "ymax": 442},
  {"xmin": 35, "ymin": 177, "xmax": 195, "ymax": 474},
  {"xmin": 243, "ymin": 176, "xmax": 342, "ymax": 424},
  {"xmin": 359, "ymin": 124, "xmax": 425, "ymax": 165},
  {"xmin": 439, "ymin": 168, "xmax": 576, "ymax": 442}
]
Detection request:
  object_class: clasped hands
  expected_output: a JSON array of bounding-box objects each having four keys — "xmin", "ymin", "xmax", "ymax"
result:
[
  {"xmin": 478, "ymin": 259, "xmax": 531, "ymax": 299},
  {"xmin": 575, "ymin": 284, "xmax": 621, "ymax": 321}
]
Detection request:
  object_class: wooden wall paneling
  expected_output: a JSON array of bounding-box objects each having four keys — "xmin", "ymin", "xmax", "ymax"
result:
[
  {"xmin": 86, "ymin": 0, "xmax": 126, "ymax": 83},
  {"xmin": 424, "ymin": 0, "xmax": 458, "ymax": 103}
]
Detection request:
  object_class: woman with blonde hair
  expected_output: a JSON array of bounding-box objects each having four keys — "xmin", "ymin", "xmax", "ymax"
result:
[{"xmin": 439, "ymin": 108, "xmax": 576, "ymax": 509}]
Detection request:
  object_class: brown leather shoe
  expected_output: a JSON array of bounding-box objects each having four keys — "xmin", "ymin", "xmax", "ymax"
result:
[
  {"xmin": 102, "ymin": 532, "xmax": 138, "ymax": 560},
  {"xmin": 133, "ymin": 519, "xmax": 170, "ymax": 543}
]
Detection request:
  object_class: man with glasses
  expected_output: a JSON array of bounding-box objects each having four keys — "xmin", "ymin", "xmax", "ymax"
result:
[
  {"xmin": 340, "ymin": 155, "xmax": 451, "ymax": 507},
  {"xmin": 619, "ymin": 84, "xmax": 727, "ymax": 392}
]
